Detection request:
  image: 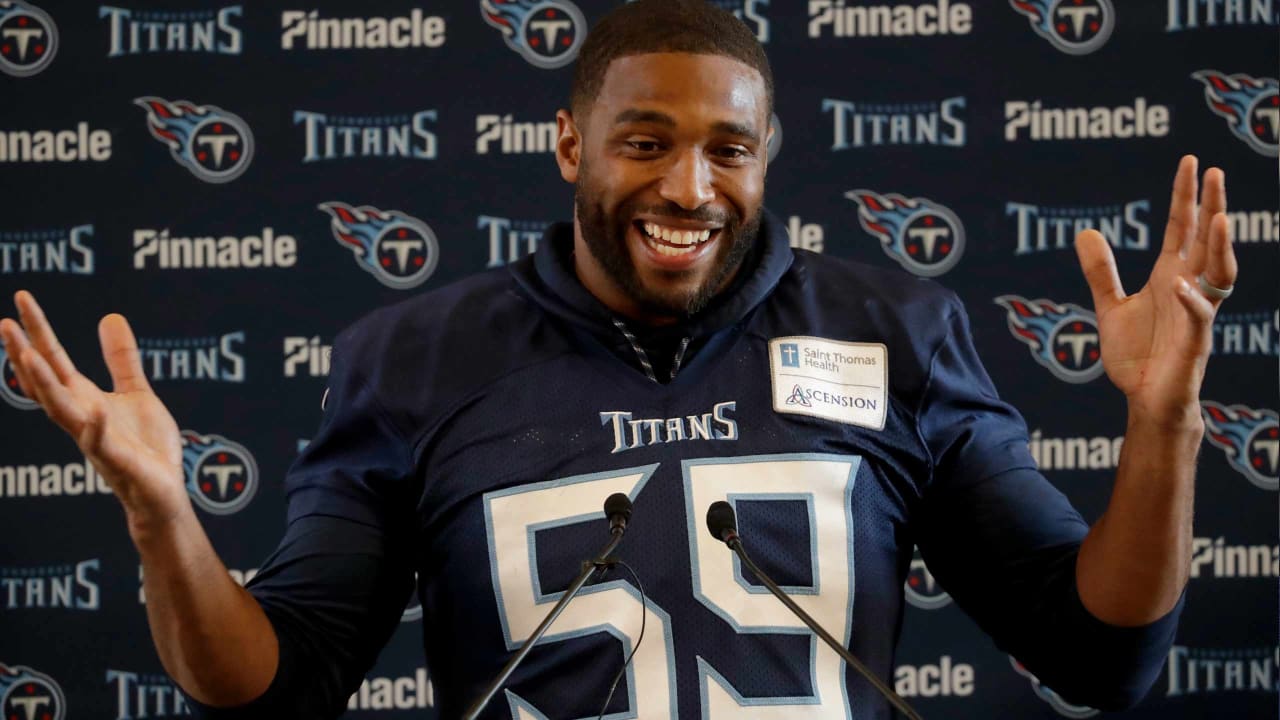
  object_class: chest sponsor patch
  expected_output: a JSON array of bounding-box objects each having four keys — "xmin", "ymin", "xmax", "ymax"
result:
[{"xmin": 769, "ymin": 336, "xmax": 888, "ymax": 430}]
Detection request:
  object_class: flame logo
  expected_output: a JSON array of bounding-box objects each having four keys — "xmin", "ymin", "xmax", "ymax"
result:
[
  {"xmin": 1202, "ymin": 401, "xmax": 1280, "ymax": 491},
  {"xmin": 134, "ymin": 96, "xmax": 254, "ymax": 183},
  {"xmin": 1009, "ymin": 0, "xmax": 1114, "ymax": 55},
  {"xmin": 0, "ymin": 664, "xmax": 65, "ymax": 720},
  {"xmin": 318, "ymin": 202, "xmax": 439, "ymax": 290},
  {"xmin": 181, "ymin": 430, "xmax": 258, "ymax": 515},
  {"xmin": 1192, "ymin": 70, "xmax": 1279, "ymax": 157},
  {"xmin": 1010, "ymin": 657, "xmax": 1099, "ymax": 718},
  {"xmin": 480, "ymin": 0, "xmax": 585, "ymax": 69},
  {"xmin": 0, "ymin": 1, "xmax": 58, "ymax": 77},
  {"xmin": 995, "ymin": 295, "xmax": 1103, "ymax": 383},
  {"xmin": 0, "ymin": 343, "xmax": 37, "ymax": 410},
  {"xmin": 845, "ymin": 189, "xmax": 965, "ymax": 277}
]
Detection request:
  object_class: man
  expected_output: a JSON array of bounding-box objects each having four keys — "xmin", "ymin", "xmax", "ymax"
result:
[{"xmin": 0, "ymin": 1, "xmax": 1237, "ymax": 717}]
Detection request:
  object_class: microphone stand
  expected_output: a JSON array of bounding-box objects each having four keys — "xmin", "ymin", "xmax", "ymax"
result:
[
  {"xmin": 462, "ymin": 529, "xmax": 625, "ymax": 720},
  {"xmin": 727, "ymin": 536, "xmax": 925, "ymax": 720}
]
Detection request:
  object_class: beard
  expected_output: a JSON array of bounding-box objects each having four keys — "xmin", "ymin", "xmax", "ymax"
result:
[{"xmin": 574, "ymin": 160, "xmax": 761, "ymax": 321}]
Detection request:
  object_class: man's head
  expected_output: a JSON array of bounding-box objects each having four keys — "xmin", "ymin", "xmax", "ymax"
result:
[{"xmin": 554, "ymin": 0, "xmax": 774, "ymax": 325}]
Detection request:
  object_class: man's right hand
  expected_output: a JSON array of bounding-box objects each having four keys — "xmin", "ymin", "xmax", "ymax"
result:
[
  {"xmin": 1, "ymin": 291, "xmax": 190, "ymax": 538},
  {"xmin": 2, "ymin": 290, "xmax": 279, "ymax": 706}
]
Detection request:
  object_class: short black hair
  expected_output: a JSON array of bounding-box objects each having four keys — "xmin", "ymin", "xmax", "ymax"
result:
[{"xmin": 570, "ymin": 0, "xmax": 773, "ymax": 120}]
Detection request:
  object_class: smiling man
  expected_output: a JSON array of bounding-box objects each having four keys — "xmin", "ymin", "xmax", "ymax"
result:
[{"xmin": 0, "ymin": 1, "xmax": 1238, "ymax": 718}]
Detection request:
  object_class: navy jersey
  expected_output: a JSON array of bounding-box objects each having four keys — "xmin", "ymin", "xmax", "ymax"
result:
[{"xmin": 191, "ymin": 212, "xmax": 1180, "ymax": 719}]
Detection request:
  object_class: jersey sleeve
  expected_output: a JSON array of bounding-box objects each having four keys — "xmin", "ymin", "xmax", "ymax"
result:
[
  {"xmin": 188, "ymin": 328, "xmax": 418, "ymax": 719},
  {"xmin": 911, "ymin": 295, "xmax": 1183, "ymax": 711}
]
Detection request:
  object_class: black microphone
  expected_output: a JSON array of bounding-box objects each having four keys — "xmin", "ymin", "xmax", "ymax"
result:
[
  {"xmin": 604, "ymin": 492, "xmax": 632, "ymax": 535},
  {"xmin": 704, "ymin": 501, "xmax": 925, "ymax": 720},
  {"xmin": 463, "ymin": 494, "xmax": 632, "ymax": 720}
]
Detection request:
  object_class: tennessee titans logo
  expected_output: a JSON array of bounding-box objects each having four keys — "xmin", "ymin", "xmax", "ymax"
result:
[
  {"xmin": 846, "ymin": 189, "xmax": 965, "ymax": 277},
  {"xmin": 904, "ymin": 545, "xmax": 951, "ymax": 610},
  {"xmin": 1192, "ymin": 70, "xmax": 1279, "ymax": 157},
  {"xmin": 181, "ymin": 430, "xmax": 258, "ymax": 515},
  {"xmin": 0, "ymin": 664, "xmax": 65, "ymax": 720},
  {"xmin": 785, "ymin": 384, "xmax": 812, "ymax": 407},
  {"xmin": 0, "ymin": 344, "xmax": 37, "ymax": 410},
  {"xmin": 1201, "ymin": 401, "xmax": 1279, "ymax": 491},
  {"xmin": 1010, "ymin": 657, "xmax": 1099, "ymax": 718},
  {"xmin": 318, "ymin": 202, "xmax": 440, "ymax": 290},
  {"xmin": 995, "ymin": 295, "xmax": 1103, "ymax": 383},
  {"xmin": 134, "ymin": 96, "xmax": 254, "ymax": 183},
  {"xmin": 481, "ymin": 0, "xmax": 585, "ymax": 69},
  {"xmin": 766, "ymin": 112, "xmax": 782, "ymax": 162},
  {"xmin": 709, "ymin": 0, "xmax": 770, "ymax": 43},
  {"xmin": 0, "ymin": 1, "xmax": 56, "ymax": 77},
  {"xmin": 1010, "ymin": 0, "xmax": 1114, "ymax": 55}
]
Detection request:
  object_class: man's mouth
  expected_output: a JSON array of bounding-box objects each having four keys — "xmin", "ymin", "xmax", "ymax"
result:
[{"xmin": 635, "ymin": 221, "xmax": 719, "ymax": 258}]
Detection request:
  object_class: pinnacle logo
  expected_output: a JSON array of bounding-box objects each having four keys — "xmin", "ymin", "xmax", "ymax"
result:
[
  {"xmin": 995, "ymin": 295, "xmax": 1103, "ymax": 383},
  {"xmin": 904, "ymin": 545, "xmax": 951, "ymax": 610},
  {"xmin": 785, "ymin": 384, "xmax": 812, "ymax": 407},
  {"xmin": 846, "ymin": 189, "xmax": 965, "ymax": 277},
  {"xmin": 318, "ymin": 202, "xmax": 440, "ymax": 289},
  {"xmin": 1010, "ymin": 657, "xmax": 1098, "ymax": 718},
  {"xmin": 135, "ymin": 97, "xmax": 254, "ymax": 183},
  {"xmin": 1192, "ymin": 70, "xmax": 1279, "ymax": 157},
  {"xmin": 1201, "ymin": 401, "xmax": 1279, "ymax": 491},
  {"xmin": 180, "ymin": 430, "xmax": 257, "ymax": 515},
  {"xmin": 0, "ymin": 1, "xmax": 57, "ymax": 77},
  {"xmin": 0, "ymin": 664, "xmax": 65, "ymax": 720},
  {"xmin": 481, "ymin": 0, "xmax": 585, "ymax": 69},
  {"xmin": 1010, "ymin": 0, "xmax": 1114, "ymax": 56},
  {"xmin": 0, "ymin": 343, "xmax": 37, "ymax": 410}
]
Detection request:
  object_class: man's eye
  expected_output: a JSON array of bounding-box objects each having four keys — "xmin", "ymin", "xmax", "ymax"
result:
[
  {"xmin": 628, "ymin": 141, "xmax": 661, "ymax": 152},
  {"xmin": 716, "ymin": 146, "xmax": 750, "ymax": 159}
]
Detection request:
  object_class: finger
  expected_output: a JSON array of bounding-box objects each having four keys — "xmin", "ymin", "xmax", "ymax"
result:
[
  {"xmin": 20, "ymin": 346, "xmax": 90, "ymax": 435},
  {"xmin": 1201, "ymin": 212, "xmax": 1238, "ymax": 300},
  {"xmin": 1189, "ymin": 167, "xmax": 1226, "ymax": 274},
  {"xmin": 1074, "ymin": 229, "xmax": 1126, "ymax": 315},
  {"xmin": 1174, "ymin": 276, "xmax": 1215, "ymax": 342},
  {"xmin": 14, "ymin": 290, "xmax": 79, "ymax": 383},
  {"xmin": 1162, "ymin": 155, "xmax": 1198, "ymax": 257},
  {"xmin": 99, "ymin": 314, "xmax": 151, "ymax": 394},
  {"xmin": 1, "ymin": 318, "xmax": 39, "ymax": 400}
]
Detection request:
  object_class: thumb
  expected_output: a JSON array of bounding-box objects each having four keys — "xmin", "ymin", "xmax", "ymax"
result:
[{"xmin": 99, "ymin": 314, "xmax": 151, "ymax": 394}]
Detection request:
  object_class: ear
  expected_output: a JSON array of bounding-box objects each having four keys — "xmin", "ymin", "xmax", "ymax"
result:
[
  {"xmin": 555, "ymin": 109, "xmax": 581, "ymax": 184},
  {"xmin": 762, "ymin": 121, "xmax": 775, "ymax": 173}
]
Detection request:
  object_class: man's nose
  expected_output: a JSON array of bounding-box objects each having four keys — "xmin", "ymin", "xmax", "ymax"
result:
[{"xmin": 658, "ymin": 150, "xmax": 714, "ymax": 210}]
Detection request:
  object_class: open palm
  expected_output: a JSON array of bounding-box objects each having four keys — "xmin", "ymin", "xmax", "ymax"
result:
[
  {"xmin": 1, "ymin": 292, "xmax": 187, "ymax": 526},
  {"xmin": 1074, "ymin": 156, "xmax": 1237, "ymax": 427}
]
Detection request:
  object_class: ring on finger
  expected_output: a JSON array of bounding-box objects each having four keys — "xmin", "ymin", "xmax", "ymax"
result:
[{"xmin": 1197, "ymin": 273, "xmax": 1233, "ymax": 301}]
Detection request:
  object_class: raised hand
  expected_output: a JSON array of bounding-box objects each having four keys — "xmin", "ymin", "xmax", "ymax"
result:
[
  {"xmin": 1074, "ymin": 155, "xmax": 1238, "ymax": 429},
  {"xmin": 1, "ymin": 291, "xmax": 189, "ymax": 534}
]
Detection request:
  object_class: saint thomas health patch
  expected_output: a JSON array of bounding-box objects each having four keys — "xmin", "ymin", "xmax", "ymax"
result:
[{"xmin": 769, "ymin": 337, "xmax": 888, "ymax": 430}]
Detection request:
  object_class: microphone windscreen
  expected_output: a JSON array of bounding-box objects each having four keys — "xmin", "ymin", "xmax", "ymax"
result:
[
  {"xmin": 603, "ymin": 492, "xmax": 632, "ymax": 522},
  {"xmin": 705, "ymin": 500, "xmax": 737, "ymax": 542}
]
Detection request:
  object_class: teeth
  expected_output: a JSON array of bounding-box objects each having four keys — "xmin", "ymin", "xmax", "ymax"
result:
[{"xmin": 641, "ymin": 223, "xmax": 714, "ymax": 247}]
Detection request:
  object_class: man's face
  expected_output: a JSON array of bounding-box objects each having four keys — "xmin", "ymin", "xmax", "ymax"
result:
[{"xmin": 557, "ymin": 53, "xmax": 771, "ymax": 324}]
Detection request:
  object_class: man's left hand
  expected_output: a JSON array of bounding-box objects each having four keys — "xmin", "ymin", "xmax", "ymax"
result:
[{"xmin": 1074, "ymin": 155, "xmax": 1238, "ymax": 430}]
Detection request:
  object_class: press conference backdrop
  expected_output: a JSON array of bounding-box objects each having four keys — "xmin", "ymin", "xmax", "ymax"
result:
[{"xmin": 2, "ymin": 0, "xmax": 1277, "ymax": 717}]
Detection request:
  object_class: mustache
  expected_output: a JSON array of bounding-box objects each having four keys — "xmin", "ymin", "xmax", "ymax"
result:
[{"xmin": 627, "ymin": 202, "xmax": 734, "ymax": 226}]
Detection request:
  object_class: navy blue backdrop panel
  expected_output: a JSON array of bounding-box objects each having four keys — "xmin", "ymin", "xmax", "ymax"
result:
[{"xmin": 2, "ymin": 1, "xmax": 1277, "ymax": 718}]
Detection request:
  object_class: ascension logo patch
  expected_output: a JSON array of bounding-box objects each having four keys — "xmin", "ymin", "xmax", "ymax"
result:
[
  {"xmin": 181, "ymin": 430, "xmax": 258, "ymax": 515},
  {"xmin": 1010, "ymin": 657, "xmax": 1099, "ymax": 718},
  {"xmin": 318, "ymin": 202, "xmax": 440, "ymax": 289},
  {"xmin": 995, "ymin": 295, "xmax": 1103, "ymax": 383},
  {"xmin": 784, "ymin": 384, "xmax": 812, "ymax": 407},
  {"xmin": 0, "ymin": 1, "xmax": 57, "ymax": 77},
  {"xmin": 846, "ymin": 189, "xmax": 964, "ymax": 277},
  {"xmin": 0, "ymin": 663, "xmax": 66, "ymax": 720},
  {"xmin": 134, "ymin": 97, "xmax": 254, "ymax": 183},
  {"xmin": 1201, "ymin": 401, "xmax": 1279, "ymax": 491},
  {"xmin": 1192, "ymin": 70, "xmax": 1279, "ymax": 157},
  {"xmin": 481, "ymin": 0, "xmax": 585, "ymax": 69},
  {"xmin": 1009, "ymin": 0, "xmax": 1114, "ymax": 55},
  {"xmin": 0, "ymin": 344, "xmax": 37, "ymax": 410}
]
